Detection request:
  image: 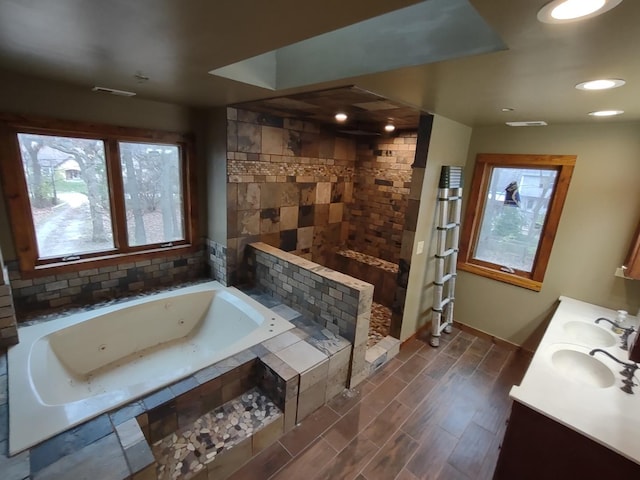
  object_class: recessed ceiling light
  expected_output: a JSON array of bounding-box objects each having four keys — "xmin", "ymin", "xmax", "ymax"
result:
[
  {"xmin": 575, "ymin": 78, "xmax": 625, "ymax": 90},
  {"xmin": 384, "ymin": 122, "xmax": 396, "ymax": 132},
  {"xmin": 588, "ymin": 110, "xmax": 624, "ymax": 117},
  {"xmin": 335, "ymin": 112, "xmax": 348, "ymax": 122},
  {"xmin": 537, "ymin": 0, "xmax": 623, "ymax": 24},
  {"xmin": 501, "ymin": 108, "xmax": 514, "ymax": 112}
]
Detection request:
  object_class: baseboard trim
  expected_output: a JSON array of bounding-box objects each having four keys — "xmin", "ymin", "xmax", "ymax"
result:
[{"xmin": 403, "ymin": 320, "xmax": 532, "ymax": 353}]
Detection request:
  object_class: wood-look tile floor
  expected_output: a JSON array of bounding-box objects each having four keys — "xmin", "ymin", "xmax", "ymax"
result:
[{"xmin": 228, "ymin": 327, "xmax": 532, "ymax": 480}]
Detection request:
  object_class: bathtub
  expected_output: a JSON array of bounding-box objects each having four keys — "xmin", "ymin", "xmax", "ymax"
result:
[{"xmin": 8, "ymin": 281, "xmax": 292, "ymax": 454}]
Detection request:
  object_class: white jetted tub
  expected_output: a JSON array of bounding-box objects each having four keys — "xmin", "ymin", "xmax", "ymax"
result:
[{"xmin": 8, "ymin": 281, "xmax": 292, "ymax": 454}]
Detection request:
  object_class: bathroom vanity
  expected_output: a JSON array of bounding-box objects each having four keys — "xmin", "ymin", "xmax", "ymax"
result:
[{"xmin": 494, "ymin": 297, "xmax": 640, "ymax": 479}]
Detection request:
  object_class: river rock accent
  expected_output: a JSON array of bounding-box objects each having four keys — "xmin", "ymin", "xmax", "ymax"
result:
[{"xmin": 153, "ymin": 387, "xmax": 281, "ymax": 479}]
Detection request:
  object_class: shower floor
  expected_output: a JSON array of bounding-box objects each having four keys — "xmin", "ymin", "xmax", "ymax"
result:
[{"xmin": 368, "ymin": 302, "xmax": 392, "ymax": 348}]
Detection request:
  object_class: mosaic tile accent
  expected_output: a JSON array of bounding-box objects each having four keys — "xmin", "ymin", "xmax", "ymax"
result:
[
  {"xmin": 152, "ymin": 388, "xmax": 281, "ymax": 479},
  {"xmin": 327, "ymin": 249, "xmax": 398, "ymax": 308},
  {"xmin": 336, "ymin": 249, "xmax": 398, "ymax": 274}
]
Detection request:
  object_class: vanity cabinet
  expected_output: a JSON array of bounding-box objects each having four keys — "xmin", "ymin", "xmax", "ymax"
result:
[
  {"xmin": 494, "ymin": 402, "xmax": 640, "ymax": 479},
  {"xmin": 624, "ymin": 218, "xmax": 640, "ymax": 279}
]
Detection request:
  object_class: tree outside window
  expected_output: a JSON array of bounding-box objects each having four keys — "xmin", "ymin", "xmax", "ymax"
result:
[
  {"xmin": 458, "ymin": 154, "xmax": 576, "ymax": 291},
  {"xmin": 0, "ymin": 116, "xmax": 196, "ymax": 274}
]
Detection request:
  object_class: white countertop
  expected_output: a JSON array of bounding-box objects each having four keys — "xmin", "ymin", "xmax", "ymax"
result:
[{"xmin": 510, "ymin": 296, "xmax": 640, "ymax": 465}]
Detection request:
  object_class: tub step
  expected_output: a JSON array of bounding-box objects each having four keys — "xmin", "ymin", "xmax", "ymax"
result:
[
  {"xmin": 152, "ymin": 387, "xmax": 283, "ymax": 480},
  {"xmin": 365, "ymin": 335, "xmax": 401, "ymax": 375}
]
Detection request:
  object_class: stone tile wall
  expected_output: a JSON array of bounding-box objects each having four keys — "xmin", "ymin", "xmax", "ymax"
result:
[
  {"xmin": 6, "ymin": 249, "xmax": 207, "ymax": 318},
  {"xmin": 0, "ymin": 265, "xmax": 18, "ymax": 346},
  {"xmin": 207, "ymin": 239, "xmax": 228, "ymax": 286},
  {"xmin": 248, "ymin": 242, "xmax": 373, "ymax": 387},
  {"xmin": 226, "ymin": 108, "xmax": 356, "ymax": 284},
  {"xmin": 347, "ymin": 133, "xmax": 416, "ymax": 264}
]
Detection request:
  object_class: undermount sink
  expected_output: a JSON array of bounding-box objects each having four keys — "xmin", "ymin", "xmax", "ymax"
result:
[
  {"xmin": 550, "ymin": 349, "xmax": 616, "ymax": 388},
  {"xmin": 562, "ymin": 321, "xmax": 616, "ymax": 347}
]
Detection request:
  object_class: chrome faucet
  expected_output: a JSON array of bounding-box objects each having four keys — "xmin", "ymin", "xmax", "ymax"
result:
[
  {"xmin": 589, "ymin": 348, "xmax": 639, "ymax": 394},
  {"xmin": 595, "ymin": 317, "xmax": 635, "ymax": 350}
]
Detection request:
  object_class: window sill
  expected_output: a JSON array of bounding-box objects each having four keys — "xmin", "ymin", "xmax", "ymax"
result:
[
  {"xmin": 18, "ymin": 244, "xmax": 200, "ymax": 279},
  {"xmin": 457, "ymin": 262, "xmax": 542, "ymax": 292}
]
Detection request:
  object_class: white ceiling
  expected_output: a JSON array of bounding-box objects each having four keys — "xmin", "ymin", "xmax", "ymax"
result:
[{"xmin": 0, "ymin": 0, "xmax": 638, "ymax": 126}]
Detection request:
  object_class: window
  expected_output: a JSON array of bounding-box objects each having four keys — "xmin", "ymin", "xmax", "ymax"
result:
[
  {"xmin": 458, "ymin": 153, "xmax": 576, "ymax": 291},
  {"xmin": 0, "ymin": 116, "xmax": 197, "ymax": 275}
]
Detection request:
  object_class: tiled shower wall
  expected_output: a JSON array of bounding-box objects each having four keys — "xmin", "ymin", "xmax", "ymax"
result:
[
  {"xmin": 347, "ymin": 133, "xmax": 416, "ymax": 264},
  {"xmin": 226, "ymin": 108, "xmax": 356, "ymax": 284}
]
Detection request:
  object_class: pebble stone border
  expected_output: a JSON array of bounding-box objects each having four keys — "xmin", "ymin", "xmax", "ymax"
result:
[
  {"xmin": 368, "ymin": 302, "xmax": 392, "ymax": 348},
  {"xmin": 153, "ymin": 388, "xmax": 280, "ymax": 479},
  {"xmin": 336, "ymin": 249, "xmax": 399, "ymax": 274}
]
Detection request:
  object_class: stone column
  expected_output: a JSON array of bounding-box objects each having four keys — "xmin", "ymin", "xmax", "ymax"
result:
[{"xmin": 0, "ymin": 248, "xmax": 19, "ymax": 346}]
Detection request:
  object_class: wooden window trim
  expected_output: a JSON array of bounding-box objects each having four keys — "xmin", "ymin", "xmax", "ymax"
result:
[
  {"xmin": 0, "ymin": 114, "xmax": 199, "ymax": 277},
  {"xmin": 458, "ymin": 153, "xmax": 576, "ymax": 292}
]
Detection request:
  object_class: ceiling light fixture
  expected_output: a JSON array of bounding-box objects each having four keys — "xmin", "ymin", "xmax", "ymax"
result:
[
  {"xmin": 588, "ymin": 110, "xmax": 624, "ymax": 117},
  {"xmin": 575, "ymin": 78, "xmax": 626, "ymax": 90},
  {"xmin": 384, "ymin": 122, "xmax": 396, "ymax": 132},
  {"xmin": 537, "ymin": 0, "xmax": 623, "ymax": 24},
  {"xmin": 335, "ymin": 112, "xmax": 348, "ymax": 122},
  {"xmin": 501, "ymin": 108, "xmax": 514, "ymax": 112}
]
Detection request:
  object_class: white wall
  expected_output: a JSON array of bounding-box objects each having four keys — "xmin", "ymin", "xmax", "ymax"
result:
[{"xmin": 455, "ymin": 122, "xmax": 640, "ymax": 348}]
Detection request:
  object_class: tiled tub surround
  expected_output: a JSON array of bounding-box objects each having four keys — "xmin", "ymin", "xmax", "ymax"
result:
[
  {"xmin": 6, "ymin": 249, "xmax": 206, "ymax": 317},
  {"xmin": 347, "ymin": 133, "xmax": 416, "ymax": 264},
  {"xmin": 226, "ymin": 107, "xmax": 357, "ymax": 283},
  {"xmin": 8, "ymin": 281, "xmax": 293, "ymax": 454},
  {"xmin": 206, "ymin": 239, "xmax": 228, "ymax": 286},
  {"xmin": 0, "ymin": 266, "xmax": 18, "ymax": 346},
  {"xmin": 248, "ymin": 242, "xmax": 373, "ymax": 388},
  {"xmin": 0, "ymin": 294, "xmax": 352, "ymax": 479}
]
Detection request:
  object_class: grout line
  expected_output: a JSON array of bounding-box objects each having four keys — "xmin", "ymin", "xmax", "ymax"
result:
[{"xmin": 277, "ymin": 439, "xmax": 295, "ymax": 458}]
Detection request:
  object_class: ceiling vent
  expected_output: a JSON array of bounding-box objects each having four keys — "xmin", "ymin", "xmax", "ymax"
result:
[
  {"xmin": 505, "ymin": 121, "xmax": 548, "ymax": 127},
  {"xmin": 91, "ymin": 86, "xmax": 136, "ymax": 97}
]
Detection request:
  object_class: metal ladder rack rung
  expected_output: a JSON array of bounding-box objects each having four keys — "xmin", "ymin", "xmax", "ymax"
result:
[{"xmin": 430, "ymin": 165, "xmax": 463, "ymax": 348}]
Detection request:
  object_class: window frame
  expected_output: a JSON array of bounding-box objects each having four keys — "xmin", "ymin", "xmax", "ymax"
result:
[
  {"xmin": 458, "ymin": 153, "xmax": 576, "ymax": 292},
  {"xmin": 0, "ymin": 114, "xmax": 199, "ymax": 277}
]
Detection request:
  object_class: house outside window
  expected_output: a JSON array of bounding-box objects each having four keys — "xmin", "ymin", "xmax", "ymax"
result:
[{"xmin": 0, "ymin": 115, "xmax": 197, "ymax": 275}]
